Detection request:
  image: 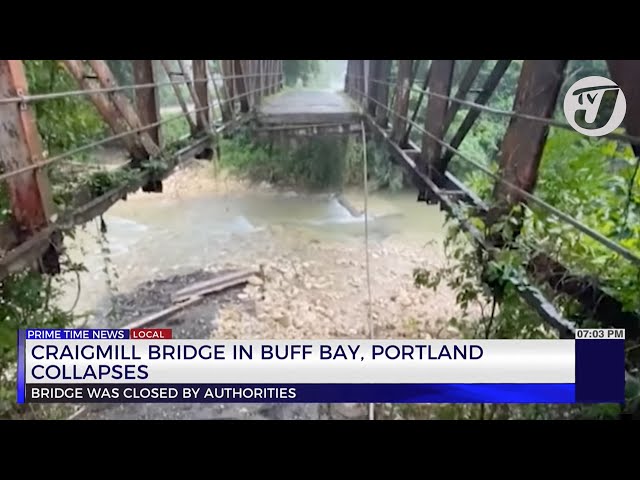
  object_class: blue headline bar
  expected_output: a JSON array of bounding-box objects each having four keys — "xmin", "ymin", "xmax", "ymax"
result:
[{"xmin": 25, "ymin": 383, "xmax": 576, "ymax": 404}]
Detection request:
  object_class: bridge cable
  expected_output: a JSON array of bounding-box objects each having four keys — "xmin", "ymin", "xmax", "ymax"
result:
[
  {"xmin": 352, "ymin": 86, "xmax": 640, "ymax": 267},
  {"xmin": 350, "ymin": 74, "xmax": 640, "ymax": 147},
  {"xmin": 360, "ymin": 120, "xmax": 375, "ymax": 421}
]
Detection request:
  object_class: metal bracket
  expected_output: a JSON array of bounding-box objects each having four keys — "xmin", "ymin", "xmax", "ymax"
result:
[{"xmin": 16, "ymin": 88, "xmax": 27, "ymax": 111}]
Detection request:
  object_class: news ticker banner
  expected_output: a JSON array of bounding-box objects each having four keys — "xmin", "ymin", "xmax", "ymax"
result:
[{"xmin": 17, "ymin": 328, "xmax": 625, "ymax": 404}]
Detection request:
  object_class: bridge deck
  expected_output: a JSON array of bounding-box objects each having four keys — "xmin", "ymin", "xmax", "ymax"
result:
[{"xmin": 256, "ymin": 89, "xmax": 361, "ymax": 126}]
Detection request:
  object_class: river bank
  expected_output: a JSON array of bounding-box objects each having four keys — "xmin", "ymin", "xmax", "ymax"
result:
[{"xmin": 64, "ymin": 161, "xmax": 477, "ymax": 420}]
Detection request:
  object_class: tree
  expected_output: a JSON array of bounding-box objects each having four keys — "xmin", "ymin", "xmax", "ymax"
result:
[{"xmin": 283, "ymin": 60, "xmax": 321, "ymax": 87}]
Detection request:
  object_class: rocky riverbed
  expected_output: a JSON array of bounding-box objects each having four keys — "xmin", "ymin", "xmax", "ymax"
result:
[{"xmin": 70, "ymin": 161, "xmax": 478, "ymax": 420}]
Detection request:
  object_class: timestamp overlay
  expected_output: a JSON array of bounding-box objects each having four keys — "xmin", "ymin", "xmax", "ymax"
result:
[{"xmin": 575, "ymin": 329, "xmax": 625, "ymax": 403}]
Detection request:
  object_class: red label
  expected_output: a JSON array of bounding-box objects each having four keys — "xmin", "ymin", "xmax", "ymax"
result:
[{"xmin": 130, "ymin": 328, "xmax": 172, "ymax": 340}]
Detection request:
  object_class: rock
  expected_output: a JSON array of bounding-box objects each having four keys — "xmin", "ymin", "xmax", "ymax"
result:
[
  {"xmin": 274, "ymin": 310, "xmax": 291, "ymax": 327},
  {"xmin": 248, "ymin": 275, "xmax": 263, "ymax": 286},
  {"xmin": 445, "ymin": 326, "xmax": 460, "ymax": 337},
  {"xmin": 398, "ymin": 293, "xmax": 412, "ymax": 307},
  {"xmin": 237, "ymin": 293, "xmax": 249, "ymax": 300}
]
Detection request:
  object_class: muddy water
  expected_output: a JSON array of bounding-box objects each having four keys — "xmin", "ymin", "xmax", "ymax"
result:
[{"xmin": 54, "ymin": 173, "xmax": 449, "ymax": 322}]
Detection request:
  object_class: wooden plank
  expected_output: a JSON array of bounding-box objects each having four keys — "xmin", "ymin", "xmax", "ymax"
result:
[
  {"xmin": 63, "ymin": 60, "xmax": 147, "ymax": 159},
  {"xmin": 87, "ymin": 60, "xmax": 160, "ymax": 157},
  {"xmin": 172, "ymin": 275, "xmax": 253, "ymax": 304},
  {"xmin": 391, "ymin": 60, "xmax": 413, "ymax": 145},
  {"xmin": 441, "ymin": 60, "xmax": 511, "ymax": 166},
  {"xmin": 419, "ymin": 60, "xmax": 454, "ymax": 202},
  {"xmin": 124, "ymin": 295, "xmax": 204, "ymax": 329},
  {"xmin": 489, "ymin": 60, "xmax": 567, "ymax": 224},
  {"xmin": 0, "ymin": 60, "xmax": 59, "ymax": 274},
  {"xmin": 159, "ymin": 60, "xmax": 197, "ymax": 133},
  {"xmin": 133, "ymin": 60, "xmax": 161, "ymax": 146},
  {"xmin": 172, "ymin": 268, "xmax": 257, "ymax": 300}
]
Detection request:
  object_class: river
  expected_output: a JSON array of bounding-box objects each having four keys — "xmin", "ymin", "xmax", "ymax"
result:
[{"xmin": 54, "ymin": 161, "xmax": 465, "ymax": 337}]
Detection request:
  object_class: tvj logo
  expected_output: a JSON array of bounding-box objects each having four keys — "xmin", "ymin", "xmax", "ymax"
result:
[{"xmin": 563, "ymin": 76, "xmax": 626, "ymax": 137}]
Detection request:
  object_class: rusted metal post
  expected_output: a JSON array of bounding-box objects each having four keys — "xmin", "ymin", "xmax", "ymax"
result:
[
  {"xmin": 234, "ymin": 60, "xmax": 250, "ymax": 113},
  {"xmin": 63, "ymin": 60, "xmax": 147, "ymax": 159},
  {"xmin": 403, "ymin": 61, "xmax": 433, "ymax": 146},
  {"xmin": 489, "ymin": 60, "xmax": 567, "ymax": 225},
  {"xmin": 205, "ymin": 61, "xmax": 224, "ymax": 124},
  {"xmin": 277, "ymin": 60, "xmax": 284, "ymax": 90},
  {"xmin": 391, "ymin": 60, "xmax": 413, "ymax": 145},
  {"xmin": 0, "ymin": 60, "xmax": 59, "ymax": 273},
  {"xmin": 258, "ymin": 60, "xmax": 263, "ymax": 103},
  {"xmin": 357, "ymin": 60, "xmax": 366, "ymax": 105},
  {"xmin": 419, "ymin": 60, "xmax": 454, "ymax": 202},
  {"xmin": 349, "ymin": 60, "xmax": 361, "ymax": 102},
  {"xmin": 159, "ymin": 60, "xmax": 198, "ymax": 134},
  {"xmin": 345, "ymin": 60, "xmax": 352, "ymax": 94},
  {"xmin": 366, "ymin": 60, "xmax": 379, "ymax": 116},
  {"xmin": 443, "ymin": 60, "xmax": 484, "ymax": 132},
  {"xmin": 441, "ymin": 60, "xmax": 511, "ymax": 166},
  {"xmin": 375, "ymin": 59, "xmax": 392, "ymax": 128},
  {"xmin": 133, "ymin": 60, "xmax": 161, "ymax": 146},
  {"xmin": 87, "ymin": 60, "xmax": 160, "ymax": 157},
  {"xmin": 218, "ymin": 60, "xmax": 235, "ymax": 121},
  {"xmin": 177, "ymin": 60, "xmax": 209, "ymax": 133},
  {"xmin": 192, "ymin": 60, "xmax": 210, "ymax": 132}
]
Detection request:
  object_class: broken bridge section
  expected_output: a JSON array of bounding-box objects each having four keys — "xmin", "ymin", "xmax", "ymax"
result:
[{"xmin": 254, "ymin": 89, "xmax": 362, "ymax": 136}]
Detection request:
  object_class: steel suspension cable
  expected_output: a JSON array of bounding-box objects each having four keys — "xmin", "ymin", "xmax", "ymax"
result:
[
  {"xmin": 350, "ymin": 74, "xmax": 640, "ymax": 147},
  {"xmin": 351, "ymin": 86, "xmax": 640, "ymax": 267},
  {"xmin": 0, "ymin": 82, "xmax": 275, "ymax": 182},
  {"xmin": 0, "ymin": 71, "xmax": 280, "ymax": 106}
]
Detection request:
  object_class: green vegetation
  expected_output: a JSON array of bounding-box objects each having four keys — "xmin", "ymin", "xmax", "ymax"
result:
[
  {"xmin": 218, "ymin": 128, "xmax": 405, "ymax": 191},
  {"xmin": 404, "ymin": 60, "xmax": 640, "ymax": 419},
  {"xmin": 1, "ymin": 59, "xmax": 638, "ymax": 419},
  {"xmin": 0, "ymin": 60, "xmax": 201, "ymax": 418},
  {"xmin": 283, "ymin": 61, "xmax": 321, "ymax": 87}
]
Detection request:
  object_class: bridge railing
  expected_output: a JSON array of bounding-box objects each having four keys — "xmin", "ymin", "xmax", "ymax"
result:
[
  {"xmin": 0, "ymin": 59, "xmax": 284, "ymax": 281},
  {"xmin": 345, "ymin": 60, "xmax": 640, "ymax": 388}
]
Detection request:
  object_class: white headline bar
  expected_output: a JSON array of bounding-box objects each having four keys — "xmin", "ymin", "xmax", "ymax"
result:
[{"xmin": 24, "ymin": 340, "xmax": 575, "ymax": 384}]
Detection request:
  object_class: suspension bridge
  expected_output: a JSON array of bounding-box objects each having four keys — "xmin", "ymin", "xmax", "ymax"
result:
[{"xmin": 0, "ymin": 59, "xmax": 639, "ymax": 395}]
